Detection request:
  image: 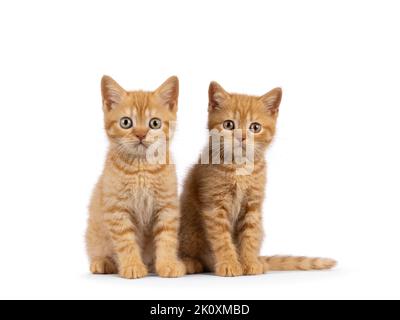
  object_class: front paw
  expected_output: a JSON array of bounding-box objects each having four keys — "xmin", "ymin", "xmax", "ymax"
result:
[
  {"xmin": 119, "ymin": 263, "xmax": 148, "ymax": 279},
  {"xmin": 242, "ymin": 260, "xmax": 265, "ymax": 276},
  {"xmin": 156, "ymin": 259, "xmax": 186, "ymax": 278},
  {"xmin": 215, "ymin": 260, "xmax": 243, "ymax": 277}
]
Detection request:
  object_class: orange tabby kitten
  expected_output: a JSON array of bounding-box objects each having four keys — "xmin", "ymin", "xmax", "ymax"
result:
[
  {"xmin": 86, "ymin": 76, "xmax": 185, "ymax": 279},
  {"xmin": 179, "ymin": 82, "xmax": 336, "ymax": 276}
]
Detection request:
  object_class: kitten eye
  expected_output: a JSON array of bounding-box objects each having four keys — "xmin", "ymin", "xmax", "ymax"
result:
[
  {"xmin": 223, "ymin": 120, "xmax": 235, "ymax": 130},
  {"xmin": 120, "ymin": 117, "xmax": 133, "ymax": 129},
  {"xmin": 249, "ymin": 122, "xmax": 262, "ymax": 133},
  {"xmin": 149, "ymin": 118, "xmax": 162, "ymax": 129}
]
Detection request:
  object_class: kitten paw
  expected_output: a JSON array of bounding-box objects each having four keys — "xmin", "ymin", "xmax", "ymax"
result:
[
  {"xmin": 90, "ymin": 258, "xmax": 117, "ymax": 274},
  {"xmin": 156, "ymin": 259, "xmax": 186, "ymax": 278},
  {"xmin": 242, "ymin": 260, "xmax": 265, "ymax": 276},
  {"xmin": 215, "ymin": 260, "xmax": 243, "ymax": 277},
  {"xmin": 119, "ymin": 263, "xmax": 148, "ymax": 279},
  {"xmin": 182, "ymin": 258, "xmax": 204, "ymax": 274}
]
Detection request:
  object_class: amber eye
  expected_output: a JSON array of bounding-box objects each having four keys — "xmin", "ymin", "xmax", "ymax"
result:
[
  {"xmin": 223, "ymin": 120, "xmax": 235, "ymax": 130},
  {"xmin": 249, "ymin": 122, "xmax": 262, "ymax": 133},
  {"xmin": 149, "ymin": 118, "xmax": 162, "ymax": 129},
  {"xmin": 120, "ymin": 117, "xmax": 133, "ymax": 129}
]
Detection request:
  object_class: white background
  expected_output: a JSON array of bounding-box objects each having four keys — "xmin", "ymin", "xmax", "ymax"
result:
[{"xmin": 0, "ymin": 0, "xmax": 399, "ymax": 300}]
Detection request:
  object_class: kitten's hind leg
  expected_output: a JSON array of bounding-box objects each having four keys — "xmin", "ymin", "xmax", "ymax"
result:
[
  {"xmin": 182, "ymin": 257, "xmax": 204, "ymax": 274},
  {"xmin": 90, "ymin": 257, "xmax": 117, "ymax": 275},
  {"xmin": 86, "ymin": 219, "xmax": 118, "ymax": 275}
]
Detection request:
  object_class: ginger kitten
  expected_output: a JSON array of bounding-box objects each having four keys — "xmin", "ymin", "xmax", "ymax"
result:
[
  {"xmin": 179, "ymin": 82, "xmax": 336, "ymax": 276},
  {"xmin": 86, "ymin": 76, "xmax": 185, "ymax": 279}
]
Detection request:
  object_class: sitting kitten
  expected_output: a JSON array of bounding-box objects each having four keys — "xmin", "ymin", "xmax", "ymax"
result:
[
  {"xmin": 179, "ymin": 81, "xmax": 336, "ymax": 276},
  {"xmin": 86, "ymin": 76, "xmax": 185, "ymax": 279}
]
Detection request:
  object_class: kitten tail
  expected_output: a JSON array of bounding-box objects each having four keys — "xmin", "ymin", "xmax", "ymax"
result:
[{"xmin": 261, "ymin": 256, "xmax": 337, "ymax": 271}]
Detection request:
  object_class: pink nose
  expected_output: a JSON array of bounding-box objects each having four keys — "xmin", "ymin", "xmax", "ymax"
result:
[{"xmin": 136, "ymin": 134, "xmax": 146, "ymax": 141}]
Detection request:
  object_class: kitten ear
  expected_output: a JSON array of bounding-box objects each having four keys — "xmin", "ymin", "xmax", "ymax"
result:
[
  {"xmin": 209, "ymin": 81, "xmax": 229, "ymax": 111},
  {"xmin": 101, "ymin": 76, "xmax": 127, "ymax": 112},
  {"xmin": 154, "ymin": 76, "xmax": 179, "ymax": 112},
  {"xmin": 260, "ymin": 87, "xmax": 282, "ymax": 114}
]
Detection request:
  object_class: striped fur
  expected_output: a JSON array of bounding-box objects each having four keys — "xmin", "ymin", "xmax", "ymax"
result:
[
  {"xmin": 262, "ymin": 256, "xmax": 336, "ymax": 271},
  {"xmin": 86, "ymin": 76, "xmax": 185, "ymax": 279},
  {"xmin": 179, "ymin": 82, "xmax": 336, "ymax": 276}
]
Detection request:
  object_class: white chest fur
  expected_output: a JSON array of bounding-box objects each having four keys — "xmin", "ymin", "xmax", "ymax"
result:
[
  {"xmin": 128, "ymin": 188, "xmax": 156, "ymax": 268},
  {"xmin": 130, "ymin": 188, "xmax": 155, "ymax": 227},
  {"xmin": 230, "ymin": 185, "xmax": 245, "ymax": 226}
]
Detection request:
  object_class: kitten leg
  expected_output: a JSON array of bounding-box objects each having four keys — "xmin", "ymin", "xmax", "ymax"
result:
[
  {"xmin": 105, "ymin": 208, "xmax": 148, "ymax": 279},
  {"xmin": 86, "ymin": 216, "xmax": 117, "ymax": 274},
  {"xmin": 203, "ymin": 208, "xmax": 243, "ymax": 277},
  {"xmin": 90, "ymin": 257, "xmax": 118, "ymax": 275},
  {"xmin": 237, "ymin": 201, "xmax": 265, "ymax": 275},
  {"xmin": 181, "ymin": 257, "xmax": 204, "ymax": 274},
  {"xmin": 153, "ymin": 203, "xmax": 186, "ymax": 278}
]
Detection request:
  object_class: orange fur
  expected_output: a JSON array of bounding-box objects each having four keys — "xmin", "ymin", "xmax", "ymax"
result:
[
  {"xmin": 179, "ymin": 82, "xmax": 336, "ymax": 276},
  {"xmin": 86, "ymin": 76, "xmax": 185, "ymax": 279}
]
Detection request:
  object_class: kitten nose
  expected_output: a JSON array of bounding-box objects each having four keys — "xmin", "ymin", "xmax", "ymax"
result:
[
  {"xmin": 135, "ymin": 130, "xmax": 148, "ymax": 141},
  {"xmin": 136, "ymin": 134, "xmax": 147, "ymax": 141}
]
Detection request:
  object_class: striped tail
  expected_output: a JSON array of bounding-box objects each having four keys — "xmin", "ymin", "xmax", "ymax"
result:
[{"xmin": 261, "ymin": 256, "xmax": 337, "ymax": 271}]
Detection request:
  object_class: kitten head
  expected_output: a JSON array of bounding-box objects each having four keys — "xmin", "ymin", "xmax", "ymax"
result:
[
  {"xmin": 101, "ymin": 76, "xmax": 179, "ymax": 158},
  {"xmin": 207, "ymin": 81, "xmax": 282, "ymax": 160}
]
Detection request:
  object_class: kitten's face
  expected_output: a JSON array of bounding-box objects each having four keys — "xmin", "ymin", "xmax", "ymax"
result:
[
  {"xmin": 208, "ymin": 82, "xmax": 282, "ymax": 159},
  {"xmin": 101, "ymin": 76, "xmax": 179, "ymax": 157}
]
